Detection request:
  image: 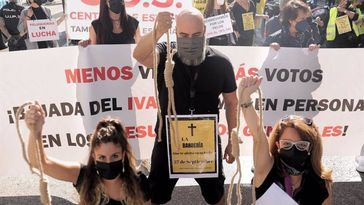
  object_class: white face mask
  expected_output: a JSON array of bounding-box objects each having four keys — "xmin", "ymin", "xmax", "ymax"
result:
[{"xmin": 216, "ymin": 0, "xmax": 225, "ymax": 6}]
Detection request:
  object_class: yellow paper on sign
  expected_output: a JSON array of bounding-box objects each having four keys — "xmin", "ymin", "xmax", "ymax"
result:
[
  {"xmin": 255, "ymin": 0, "xmax": 267, "ymax": 27},
  {"xmin": 336, "ymin": 15, "xmax": 352, "ymax": 34},
  {"xmin": 167, "ymin": 116, "xmax": 217, "ymax": 176},
  {"xmin": 242, "ymin": 12, "xmax": 255, "ymax": 31},
  {"xmin": 193, "ymin": 0, "xmax": 207, "ymax": 14}
]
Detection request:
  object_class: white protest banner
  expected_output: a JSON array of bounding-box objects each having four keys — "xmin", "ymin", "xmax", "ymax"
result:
[
  {"xmin": 27, "ymin": 19, "xmax": 59, "ymax": 42},
  {"xmin": 0, "ymin": 46, "xmax": 363, "ymax": 177},
  {"xmin": 66, "ymin": 0, "xmax": 193, "ymax": 40},
  {"xmin": 205, "ymin": 13, "xmax": 233, "ymax": 39}
]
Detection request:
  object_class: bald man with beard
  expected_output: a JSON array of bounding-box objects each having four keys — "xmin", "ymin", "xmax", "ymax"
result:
[{"xmin": 134, "ymin": 8, "xmax": 238, "ymax": 205}]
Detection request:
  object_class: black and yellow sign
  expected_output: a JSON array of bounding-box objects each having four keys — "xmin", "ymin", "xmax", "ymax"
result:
[
  {"xmin": 242, "ymin": 12, "xmax": 255, "ymax": 31},
  {"xmin": 336, "ymin": 15, "xmax": 352, "ymax": 34},
  {"xmin": 193, "ymin": 0, "xmax": 208, "ymax": 14},
  {"xmin": 166, "ymin": 115, "xmax": 218, "ymax": 178}
]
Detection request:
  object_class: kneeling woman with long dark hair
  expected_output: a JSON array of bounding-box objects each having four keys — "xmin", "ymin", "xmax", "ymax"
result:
[{"xmin": 25, "ymin": 102, "xmax": 150, "ymax": 205}]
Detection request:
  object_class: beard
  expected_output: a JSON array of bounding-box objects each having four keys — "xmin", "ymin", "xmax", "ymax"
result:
[
  {"xmin": 177, "ymin": 37, "xmax": 207, "ymax": 66},
  {"xmin": 178, "ymin": 47, "xmax": 206, "ymax": 66}
]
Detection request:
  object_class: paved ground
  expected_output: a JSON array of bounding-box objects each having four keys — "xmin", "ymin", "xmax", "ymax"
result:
[
  {"xmin": 1, "ymin": 156, "xmax": 363, "ymax": 205},
  {"xmin": 1, "ymin": 1, "xmax": 363, "ymax": 204}
]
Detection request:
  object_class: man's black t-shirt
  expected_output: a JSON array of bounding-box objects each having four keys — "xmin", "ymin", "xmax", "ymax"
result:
[
  {"xmin": 155, "ymin": 42, "xmax": 237, "ymax": 139},
  {"xmin": 0, "ymin": 2, "xmax": 24, "ymax": 35}
]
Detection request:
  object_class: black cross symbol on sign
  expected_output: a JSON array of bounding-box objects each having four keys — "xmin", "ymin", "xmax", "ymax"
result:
[{"xmin": 188, "ymin": 123, "xmax": 197, "ymax": 136}]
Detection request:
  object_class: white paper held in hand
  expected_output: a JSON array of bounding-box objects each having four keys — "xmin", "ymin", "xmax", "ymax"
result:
[{"xmin": 256, "ymin": 183, "xmax": 298, "ymax": 205}]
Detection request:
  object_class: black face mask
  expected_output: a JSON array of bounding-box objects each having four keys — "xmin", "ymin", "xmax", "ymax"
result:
[
  {"xmin": 278, "ymin": 146, "xmax": 309, "ymax": 175},
  {"xmin": 95, "ymin": 159, "xmax": 124, "ymax": 180},
  {"xmin": 32, "ymin": 0, "xmax": 42, "ymax": 6},
  {"xmin": 295, "ymin": 20, "xmax": 310, "ymax": 34},
  {"xmin": 108, "ymin": 0, "xmax": 124, "ymax": 14}
]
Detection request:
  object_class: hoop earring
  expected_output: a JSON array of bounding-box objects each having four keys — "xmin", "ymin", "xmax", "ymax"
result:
[{"xmin": 122, "ymin": 159, "xmax": 125, "ymax": 173}]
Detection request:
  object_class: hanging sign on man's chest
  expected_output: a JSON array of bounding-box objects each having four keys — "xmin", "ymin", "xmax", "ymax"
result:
[{"xmin": 166, "ymin": 114, "xmax": 219, "ymax": 178}]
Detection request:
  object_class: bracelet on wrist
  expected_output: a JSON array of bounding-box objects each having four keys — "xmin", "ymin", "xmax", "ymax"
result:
[{"xmin": 241, "ymin": 101, "xmax": 253, "ymax": 109}]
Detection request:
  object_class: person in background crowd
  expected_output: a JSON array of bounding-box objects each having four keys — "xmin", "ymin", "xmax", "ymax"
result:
[
  {"xmin": 327, "ymin": 0, "xmax": 336, "ymax": 7},
  {"xmin": 311, "ymin": 5, "xmax": 330, "ymax": 46},
  {"xmin": 25, "ymin": 102, "xmax": 151, "ymax": 205},
  {"xmin": 326, "ymin": 0, "xmax": 361, "ymax": 48},
  {"xmin": 19, "ymin": 0, "xmax": 64, "ymax": 49},
  {"xmin": 230, "ymin": 0, "xmax": 269, "ymax": 46},
  {"xmin": 0, "ymin": 0, "xmax": 26, "ymax": 51},
  {"xmin": 0, "ymin": 31, "xmax": 6, "ymax": 50},
  {"xmin": 264, "ymin": 0, "xmax": 320, "ymax": 50},
  {"xmin": 239, "ymin": 75, "xmax": 332, "ymax": 205},
  {"xmin": 0, "ymin": 0, "xmax": 6, "ymax": 50},
  {"xmin": 204, "ymin": 0, "xmax": 236, "ymax": 45},
  {"xmin": 349, "ymin": 0, "xmax": 364, "ymax": 47},
  {"xmin": 0, "ymin": 0, "xmax": 8, "ymax": 50},
  {"xmin": 265, "ymin": 0, "xmax": 291, "ymax": 38},
  {"xmin": 358, "ymin": 0, "xmax": 364, "ymax": 46},
  {"xmin": 79, "ymin": 0, "xmax": 141, "ymax": 47},
  {"xmin": 265, "ymin": 0, "xmax": 321, "ymax": 45}
]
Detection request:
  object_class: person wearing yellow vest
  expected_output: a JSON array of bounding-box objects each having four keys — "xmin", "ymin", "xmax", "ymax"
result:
[
  {"xmin": 351, "ymin": 0, "xmax": 364, "ymax": 47},
  {"xmin": 326, "ymin": 0, "xmax": 361, "ymax": 48},
  {"xmin": 350, "ymin": 0, "xmax": 364, "ymax": 35}
]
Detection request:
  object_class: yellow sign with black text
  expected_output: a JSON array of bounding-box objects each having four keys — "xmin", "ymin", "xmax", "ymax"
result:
[
  {"xmin": 166, "ymin": 115, "xmax": 218, "ymax": 178},
  {"xmin": 336, "ymin": 15, "xmax": 352, "ymax": 34},
  {"xmin": 242, "ymin": 12, "xmax": 255, "ymax": 31},
  {"xmin": 193, "ymin": 0, "xmax": 207, "ymax": 14}
]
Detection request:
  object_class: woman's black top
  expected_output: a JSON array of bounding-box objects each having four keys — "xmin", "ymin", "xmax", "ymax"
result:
[
  {"xmin": 74, "ymin": 165, "xmax": 150, "ymax": 205},
  {"xmin": 92, "ymin": 15, "xmax": 139, "ymax": 44},
  {"xmin": 255, "ymin": 162, "xmax": 329, "ymax": 205}
]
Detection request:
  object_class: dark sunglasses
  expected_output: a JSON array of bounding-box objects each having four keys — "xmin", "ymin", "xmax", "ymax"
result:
[{"xmin": 280, "ymin": 115, "xmax": 313, "ymax": 126}]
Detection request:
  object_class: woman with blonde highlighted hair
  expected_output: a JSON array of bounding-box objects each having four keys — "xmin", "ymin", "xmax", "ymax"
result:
[
  {"xmin": 239, "ymin": 76, "xmax": 332, "ymax": 204},
  {"xmin": 25, "ymin": 102, "xmax": 150, "ymax": 205}
]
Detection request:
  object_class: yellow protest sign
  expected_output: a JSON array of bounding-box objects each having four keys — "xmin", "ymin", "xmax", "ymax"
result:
[
  {"xmin": 255, "ymin": 0, "xmax": 267, "ymax": 27},
  {"xmin": 193, "ymin": 0, "xmax": 207, "ymax": 14},
  {"xmin": 336, "ymin": 15, "xmax": 352, "ymax": 34},
  {"xmin": 166, "ymin": 115, "xmax": 218, "ymax": 178},
  {"xmin": 242, "ymin": 12, "xmax": 255, "ymax": 31}
]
